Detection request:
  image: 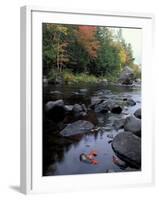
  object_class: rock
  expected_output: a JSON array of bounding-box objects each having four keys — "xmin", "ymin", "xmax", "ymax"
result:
[
  {"xmin": 113, "ymin": 118, "xmax": 125, "ymax": 130},
  {"xmin": 134, "ymin": 108, "xmax": 141, "ymax": 119},
  {"xmin": 112, "ymin": 131, "xmax": 141, "ymax": 169},
  {"xmin": 94, "ymin": 100, "xmax": 109, "ymax": 113},
  {"xmin": 72, "ymin": 104, "xmax": 87, "ymax": 118},
  {"xmin": 124, "ymin": 115, "xmax": 141, "ymax": 137},
  {"xmin": 81, "ymin": 104, "xmax": 87, "ymax": 112},
  {"xmin": 119, "ymin": 66, "xmax": 134, "ymax": 85},
  {"xmin": 79, "ymin": 88, "xmax": 88, "ymax": 93},
  {"xmin": 90, "ymin": 97, "xmax": 103, "ymax": 109},
  {"xmin": 107, "ymin": 133, "xmax": 114, "ymax": 139},
  {"xmin": 112, "ymin": 155, "xmax": 128, "ymax": 169},
  {"xmin": 91, "ymin": 98, "xmax": 122, "ymax": 114},
  {"xmin": 110, "ymin": 104, "xmax": 122, "ymax": 114},
  {"xmin": 126, "ymin": 98, "xmax": 136, "ymax": 106},
  {"xmin": 50, "ymin": 90, "xmax": 62, "ymax": 95},
  {"xmin": 106, "ymin": 100, "xmax": 122, "ymax": 114},
  {"xmin": 45, "ymin": 100, "xmax": 65, "ymax": 122},
  {"xmin": 60, "ymin": 120, "xmax": 94, "ymax": 136},
  {"xmin": 72, "ymin": 104, "xmax": 83, "ymax": 112},
  {"xmin": 45, "ymin": 100, "xmax": 64, "ymax": 111},
  {"xmin": 64, "ymin": 105, "xmax": 74, "ymax": 112}
]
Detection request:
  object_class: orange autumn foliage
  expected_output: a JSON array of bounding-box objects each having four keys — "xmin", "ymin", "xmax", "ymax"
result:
[{"xmin": 76, "ymin": 26, "xmax": 100, "ymax": 59}]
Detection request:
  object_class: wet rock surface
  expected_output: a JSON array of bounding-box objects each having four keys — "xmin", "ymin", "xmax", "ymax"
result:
[
  {"xmin": 113, "ymin": 118, "xmax": 125, "ymax": 130},
  {"xmin": 60, "ymin": 120, "xmax": 95, "ymax": 137},
  {"xmin": 112, "ymin": 131, "xmax": 141, "ymax": 169},
  {"xmin": 134, "ymin": 108, "xmax": 141, "ymax": 119},
  {"xmin": 124, "ymin": 115, "xmax": 141, "ymax": 137}
]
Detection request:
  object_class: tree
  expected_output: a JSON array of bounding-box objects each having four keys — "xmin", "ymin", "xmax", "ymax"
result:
[{"xmin": 43, "ymin": 24, "xmax": 70, "ymax": 73}]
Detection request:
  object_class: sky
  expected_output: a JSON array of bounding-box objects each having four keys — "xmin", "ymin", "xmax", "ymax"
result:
[{"xmin": 119, "ymin": 28, "xmax": 142, "ymax": 65}]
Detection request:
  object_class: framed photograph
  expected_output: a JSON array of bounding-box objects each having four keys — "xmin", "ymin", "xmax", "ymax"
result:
[{"xmin": 20, "ymin": 6, "xmax": 154, "ymax": 194}]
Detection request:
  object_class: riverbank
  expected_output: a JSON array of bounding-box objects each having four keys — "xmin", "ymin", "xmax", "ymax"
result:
[{"xmin": 45, "ymin": 69, "xmax": 120, "ymax": 85}]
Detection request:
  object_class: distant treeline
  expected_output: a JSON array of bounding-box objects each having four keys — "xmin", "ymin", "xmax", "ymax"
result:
[{"xmin": 43, "ymin": 24, "xmax": 140, "ymax": 79}]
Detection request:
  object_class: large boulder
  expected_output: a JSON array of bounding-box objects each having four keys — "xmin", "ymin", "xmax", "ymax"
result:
[
  {"xmin": 119, "ymin": 66, "xmax": 134, "ymax": 85},
  {"xmin": 134, "ymin": 108, "xmax": 141, "ymax": 119},
  {"xmin": 124, "ymin": 115, "xmax": 141, "ymax": 137},
  {"xmin": 91, "ymin": 99, "xmax": 122, "ymax": 114},
  {"xmin": 112, "ymin": 131, "xmax": 141, "ymax": 169},
  {"xmin": 45, "ymin": 100, "xmax": 65, "ymax": 122},
  {"xmin": 60, "ymin": 120, "xmax": 94, "ymax": 137}
]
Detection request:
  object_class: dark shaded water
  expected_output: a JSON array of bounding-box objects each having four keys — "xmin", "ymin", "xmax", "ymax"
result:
[{"xmin": 43, "ymin": 82, "xmax": 141, "ymax": 176}]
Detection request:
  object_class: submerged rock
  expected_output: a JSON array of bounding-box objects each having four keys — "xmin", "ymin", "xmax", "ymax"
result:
[
  {"xmin": 124, "ymin": 115, "xmax": 141, "ymax": 137},
  {"xmin": 134, "ymin": 108, "xmax": 141, "ymax": 119},
  {"xmin": 60, "ymin": 120, "xmax": 94, "ymax": 137},
  {"xmin": 112, "ymin": 131, "xmax": 141, "ymax": 169}
]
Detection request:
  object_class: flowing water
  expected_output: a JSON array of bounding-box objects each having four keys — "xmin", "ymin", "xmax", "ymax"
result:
[{"xmin": 43, "ymin": 82, "xmax": 141, "ymax": 176}]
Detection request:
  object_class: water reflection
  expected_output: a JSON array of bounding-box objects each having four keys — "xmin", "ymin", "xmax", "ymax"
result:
[{"xmin": 43, "ymin": 82, "xmax": 141, "ymax": 176}]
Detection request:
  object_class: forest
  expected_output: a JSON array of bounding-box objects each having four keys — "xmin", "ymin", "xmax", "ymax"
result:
[{"xmin": 42, "ymin": 24, "xmax": 141, "ymax": 83}]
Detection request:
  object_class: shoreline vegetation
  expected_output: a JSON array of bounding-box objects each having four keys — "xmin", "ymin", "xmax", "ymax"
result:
[{"xmin": 43, "ymin": 24, "xmax": 141, "ymax": 85}]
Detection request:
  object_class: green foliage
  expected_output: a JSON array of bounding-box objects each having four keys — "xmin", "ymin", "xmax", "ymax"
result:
[
  {"xmin": 131, "ymin": 64, "xmax": 141, "ymax": 79},
  {"xmin": 43, "ymin": 24, "xmax": 137, "ymax": 82},
  {"xmin": 48, "ymin": 68, "xmax": 61, "ymax": 81}
]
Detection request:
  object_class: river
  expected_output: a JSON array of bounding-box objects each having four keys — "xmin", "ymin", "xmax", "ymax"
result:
[{"xmin": 43, "ymin": 82, "xmax": 141, "ymax": 176}]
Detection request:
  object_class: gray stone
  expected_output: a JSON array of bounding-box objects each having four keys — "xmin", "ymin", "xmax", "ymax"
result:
[
  {"xmin": 134, "ymin": 108, "xmax": 141, "ymax": 119},
  {"xmin": 126, "ymin": 98, "xmax": 136, "ymax": 106},
  {"xmin": 45, "ymin": 100, "xmax": 65, "ymax": 122},
  {"xmin": 94, "ymin": 100, "xmax": 109, "ymax": 113},
  {"xmin": 60, "ymin": 120, "xmax": 94, "ymax": 137},
  {"xmin": 45, "ymin": 100, "xmax": 64, "ymax": 112},
  {"xmin": 72, "ymin": 104, "xmax": 87, "ymax": 118},
  {"xmin": 72, "ymin": 104, "xmax": 83, "ymax": 113},
  {"xmin": 64, "ymin": 105, "xmax": 74, "ymax": 112},
  {"xmin": 112, "ymin": 131, "xmax": 141, "ymax": 168},
  {"xmin": 124, "ymin": 115, "xmax": 141, "ymax": 137},
  {"xmin": 79, "ymin": 88, "xmax": 88, "ymax": 93},
  {"xmin": 113, "ymin": 118, "xmax": 125, "ymax": 130},
  {"xmin": 119, "ymin": 66, "xmax": 134, "ymax": 85}
]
